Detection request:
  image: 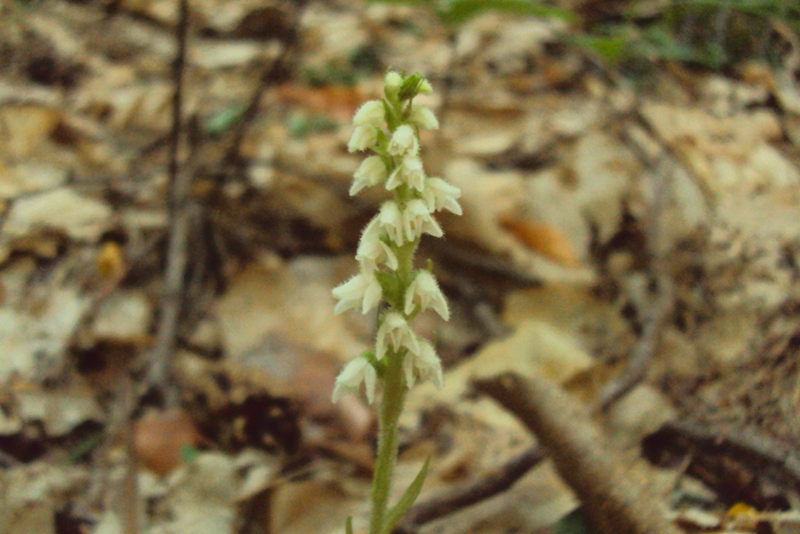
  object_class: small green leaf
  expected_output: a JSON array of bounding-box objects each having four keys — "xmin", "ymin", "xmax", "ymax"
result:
[
  {"xmin": 398, "ymin": 72, "xmax": 426, "ymax": 101},
  {"xmin": 180, "ymin": 444, "xmax": 202, "ymax": 464},
  {"xmin": 345, "ymin": 516, "xmax": 354, "ymax": 534},
  {"xmin": 287, "ymin": 112, "xmax": 338, "ymax": 138},
  {"xmin": 570, "ymin": 33, "xmax": 629, "ymax": 64},
  {"xmin": 382, "ymin": 456, "xmax": 430, "ymax": 534},
  {"xmin": 204, "ymin": 103, "xmax": 247, "ymax": 136},
  {"xmin": 66, "ymin": 431, "xmax": 103, "ymax": 463}
]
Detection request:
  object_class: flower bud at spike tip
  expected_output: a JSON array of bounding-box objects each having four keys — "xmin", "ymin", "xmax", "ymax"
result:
[
  {"xmin": 384, "ymin": 71, "xmax": 403, "ymax": 98},
  {"xmin": 409, "ymin": 104, "xmax": 439, "ymax": 130}
]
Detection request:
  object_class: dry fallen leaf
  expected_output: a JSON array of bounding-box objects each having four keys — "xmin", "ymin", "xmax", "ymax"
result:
[
  {"xmin": 134, "ymin": 407, "xmax": 200, "ymax": 476},
  {"xmin": 499, "ymin": 215, "xmax": 579, "ymax": 266}
]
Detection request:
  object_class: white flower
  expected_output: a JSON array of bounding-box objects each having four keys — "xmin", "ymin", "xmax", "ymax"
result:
[
  {"xmin": 332, "ymin": 357, "xmax": 377, "ymax": 404},
  {"xmin": 353, "ymin": 100, "xmax": 385, "ymax": 128},
  {"xmin": 348, "ymin": 125, "xmax": 379, "ymax": 152},
  {"xmin": 376, "ymin": 311, "xmax": 420, "ymax": 360},
  {"xmin": 408, "ymin": 104, "xmax": 439, "ymax": 130},
  {"xmin": 403, "ymin": 339, "xmax": 442, "ymax": 389},
  {"xmin": 332, "ymin": 271, "xmax": 382, "ymax": 315},
  {"xmin": 422, "ymin": 177, "xmax": 462, "ymax": 215},
  {"xmin": 351, "ymin": 156, "xmax": 388, "ymax": 196},
  {"xmin": 417, "ymin": 79, "xmax": 433, "ymax": 95},
  {"xmin": 356, "ymin": 217, "xmax": 398, "ymax": 271},
  {"xmin": 378, "ymin": 201, "xmax": 405, "ymax": 246},
  {"xmin": 384, "ymin": 71, "xmax": 403, "ymax": 97},
  {"xmin": 404, "ymin": 270, "xmax": 449, "ymax": 320},
  {"xmin": 387, "ymin": 125, "xmax": 419, "ymax": 157},
  {"xmin": 402, "ymin": 199, "xmax": 443, "ymax": 242},
  {"xmin": 386, "ymin": 156, "xmax": 425, "ymax": 192}
]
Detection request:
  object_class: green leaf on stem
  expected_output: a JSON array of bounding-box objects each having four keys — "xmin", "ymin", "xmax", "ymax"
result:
[
  {"xmin": 381, "ymin": 456, "xmax": 430, "ymax": 534},
  {"xmin": 345, "ymin": 516, "xmax": 354, "ymax": 534}
]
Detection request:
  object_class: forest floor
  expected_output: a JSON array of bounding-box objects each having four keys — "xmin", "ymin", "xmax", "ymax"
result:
[{"xmin": 1, "ymin": 1, "xmax": 800, "ymax": 533}]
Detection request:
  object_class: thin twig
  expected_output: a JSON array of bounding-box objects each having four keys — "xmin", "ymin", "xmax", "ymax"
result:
[
  {"xmin": 596, "ymin": 148, "xmax": 675, "ymax": 411},
  {"xmin": 597, "ymin": 277, "xmax": 673, "ymax": 411},
  {"xmin": 120, "ymin": 368, "xmax": 139, "ymax": 534},
  {"xmin": 147, "ymin": 0, "xmax": 190, "ymax": 407}
]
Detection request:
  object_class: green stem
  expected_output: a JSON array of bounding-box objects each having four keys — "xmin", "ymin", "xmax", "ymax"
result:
[{"xmin": 369, "ymin": 348, "xmax": 406, "ymax": 534}]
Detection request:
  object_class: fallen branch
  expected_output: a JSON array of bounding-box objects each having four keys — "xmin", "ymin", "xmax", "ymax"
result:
[{"xmin": 474, "ymin": 373, "xmax": 683, "ymax": 534}]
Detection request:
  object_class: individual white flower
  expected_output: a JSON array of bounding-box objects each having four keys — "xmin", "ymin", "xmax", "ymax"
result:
[
  {"xmin": 332, "ymin": 356, "xmax": 377, "ymax": 404},
  {"xmin": 376, "ymin": 311, "xmax": 420, "ymax": 360},
  {"xmin": 348, "ymin": 125, "xmax": 379, "ymax": 152},
  {"xmin": 353, "ymin": 100, "xmax": 385, "ymax": 128},
  {"xmin": 417, "ymin": 79, "xmax": 433, "ymax": 95},
  {"xmin": 402, "ymin": 199, "xmax": 443, "ymax": 242},
  {"xmin": 332, "ymin": 271, "xmax": 382, "ymax": 315},
  {"xmin": 351, "ymin": 156, "xmax": 388, "ymax": 196},
  {"xmin": 356, "ymin": 217, "xmax": 398, "ymax": 271},
  {"xmin": 386, "ymin": 156, "xmax": 425, "ymax": 192},
  {"xmin": 422, "ymin": 177, "xmax": 462, "ymax": 215},
  {"xmin": 378, "ymin": 201, "xmax": 405, "ymax": 246},
  {"xmin": 387, "ymin": 125, "xmax": 419, "ymax": 157},
  {"xmin": 404, "ymin": 270, "xmax": 449, "ymax": 320},
  {"xmin": 408, "ymin": 103, "xmax": 438, "ymax": 130},
  {"xmin": 403, "ymin": 339, "xmax": 442, "ymax": 389},
  {"xmin": 384, "ymin": 71, "xmax": 403, "ymax": 97}
]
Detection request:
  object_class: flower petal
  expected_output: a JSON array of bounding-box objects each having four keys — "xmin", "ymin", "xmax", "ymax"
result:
[
  {"xmin": 404, "ymin": 270, "xmax": 449, "ymax": 320},
  {"xmin": 387, "ymin": 125, "xmax": 419, "ymax": 157},
  {"xmin": 353, "ymin": 100, "xmax": 385, "ymax": 128},
  {"xmin": 348, "ymin": 126, "xmax": 379, "ymax": 152},
  {"xmin": 332, "ymin": 357, "xmax": 377, "ymax": 404}
]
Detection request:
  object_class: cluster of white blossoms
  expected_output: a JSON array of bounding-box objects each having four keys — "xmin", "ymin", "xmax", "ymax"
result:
[{"xmin": 331, "ymin": 71, "xmax": 462, "ymax": 405}]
